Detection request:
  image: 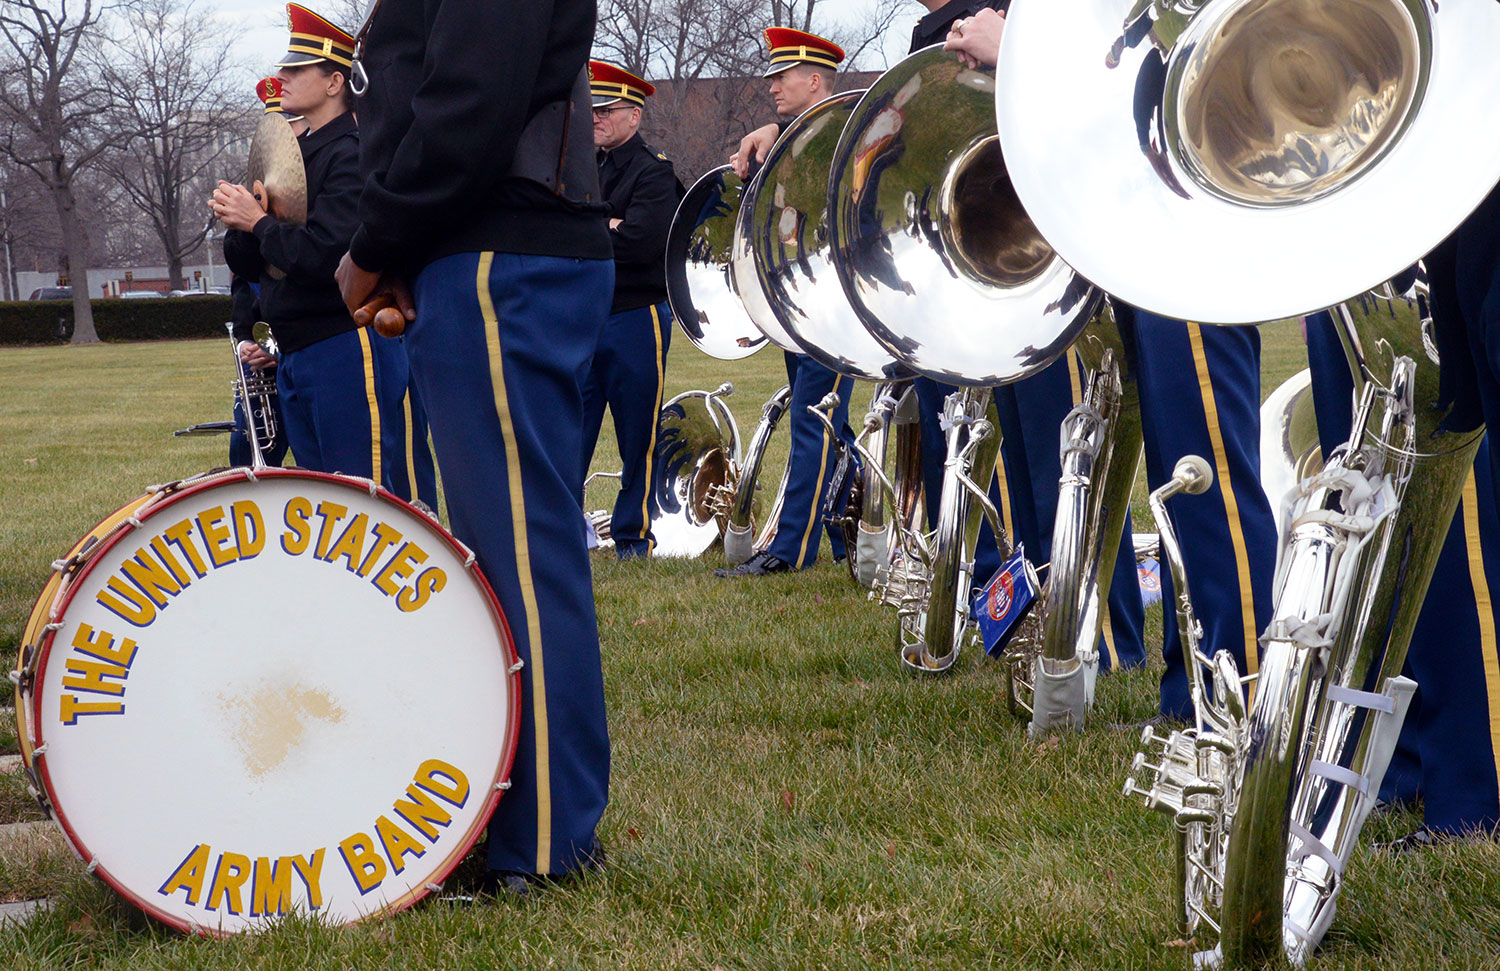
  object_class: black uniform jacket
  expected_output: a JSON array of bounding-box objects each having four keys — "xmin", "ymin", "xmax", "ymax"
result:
[
  {"xmin": 910, "ymin": 0, "xmax": 1009, "ymax": 52},
  {"xmin": 599, "ymin": 133, "xmax": 684, "ymax": 314},
  {"xmin": 223, "ymin": 111, "xmax": 361, "ymax": 355},
  {"xmin": 228, "ymin": 274, "xmax": 258, "ymax": 345},
  {"xmin": 350, "ymin": 0, "xmax": 611, "ymax": 277}
]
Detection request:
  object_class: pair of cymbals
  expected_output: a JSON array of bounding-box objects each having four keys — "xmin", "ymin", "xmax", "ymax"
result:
[{"xmin": 247, "ymin": 113, "xmax": 307, "ymax": 227}]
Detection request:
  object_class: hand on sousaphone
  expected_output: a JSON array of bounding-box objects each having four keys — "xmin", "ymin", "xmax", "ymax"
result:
[
  {"xmin": 336, "ymin": 251, "xmax": 415, "ymax": 338},
  {"xmin": 944, "ymin": 8, "xmax": 1005, "ymax": 69}
]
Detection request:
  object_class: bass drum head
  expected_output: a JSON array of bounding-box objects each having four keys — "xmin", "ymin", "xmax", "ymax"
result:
[{"xmin": 16, "ymin": 468, "xmax": 520, "ymax": 934}]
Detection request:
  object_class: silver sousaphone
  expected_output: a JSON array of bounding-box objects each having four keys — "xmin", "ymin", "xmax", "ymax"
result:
[
  {"xmin": 663, "ymin": 172, "xmax": 798, "ymax": 565},
  {"xmin": 732, "ymin": 90, "xmax": 917, "ymax": 582},
  {"xmin": 806, "ymin": 48, "xmax": 1144, "ymax": 732},
  {"xmin": 995, "ymin": 0, "xmax": 1500, "ymax": 962}
]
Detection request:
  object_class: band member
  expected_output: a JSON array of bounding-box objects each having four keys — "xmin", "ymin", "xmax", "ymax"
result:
[
  {"xmin": 716, "ymin": 27, "xmax": 856, "ymax": 577},
  {"xmin": 215, "ymin": 5, "xmax": 414, "ymax": 496},
  {"xmin": 227, "ymin": 78, "xmax": 293, "ymax": 469},
  {"xmin": 1303, "ymin": 308, "xmax": 1500, "ymax": 846},
  {"xmin": 581, "ymin": 61, "xmax": 684, "ymax": 559},
  {"xmin": 947, "ymin": 11, "xmax": 1276, "ymax": 715},
  {"xmin": 336, "ymin": 0, "xmax": 612, "ymax": 891}
]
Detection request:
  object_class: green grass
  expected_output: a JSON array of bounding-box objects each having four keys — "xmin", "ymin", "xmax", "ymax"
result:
[{"xmin": 2, "ymin": 327, "xmax": 1498, "ymax": 968}]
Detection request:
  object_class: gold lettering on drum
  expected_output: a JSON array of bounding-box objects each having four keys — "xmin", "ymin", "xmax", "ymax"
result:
[
  {"xmin": 57, "ymin": 622, "xmax": 138, "ymax": 723},
  {"xmin": 323, "ymin": 511, "xmax": 369, "ymax": 569},
  {"xmin": 281, "ymin": 496, "xmax": 314, "ymax": 554},
  {"xmin": 94, "ymin": 506, "xmax": 267, "ymax": 628},
  {"xmin": 312, "ymin": 500, "xmax": 349, "ymax": 559},
  {"xmin": 159, "ymin": 844, "xmax": 326, "ymax": 916},
  {"xmin": 358, "ymin": 521, "xmax": 403, "ymax": 577},
  {"xmin": 220, "ymin": 683, "xmax": 347, "ymax": 777},
  {"xmin": 338, "ymin": 759, "xmax": 472, "ymax": 896}
]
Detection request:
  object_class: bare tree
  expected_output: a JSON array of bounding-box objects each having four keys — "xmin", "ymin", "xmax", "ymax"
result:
[
  {"xmin": 102, "ymin": 0, "xmax": 245, "ymax": 289},
  {"xmin": 0, "ymin": 0, "xmax": 129, "ymax": 342}
]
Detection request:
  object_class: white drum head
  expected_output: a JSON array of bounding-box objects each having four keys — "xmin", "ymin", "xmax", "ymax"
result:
[{"xmin": 20, "ymin": 469, "xmax": 519, "ymax": 934}]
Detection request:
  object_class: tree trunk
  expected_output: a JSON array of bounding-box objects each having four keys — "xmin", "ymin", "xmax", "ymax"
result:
[
  {"xmin": 167, "ymin": 255, "xmax": 184, "ymax": 291},
  {"xmin": 52, "ymin": 185, "xmax": 98, "ymax": 344}
]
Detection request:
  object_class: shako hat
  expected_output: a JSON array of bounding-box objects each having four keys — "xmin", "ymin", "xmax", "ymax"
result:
[
  {"xmin": 256, "ymin": 77, "xmax": 284, "ymax": 113},
  {"xmin": 762, "ymin": 27, "xmax": 844, "ymax": 77},
  {"xmin": 275, "ymin": 3, "xmax": 355, "ymax": 69},
  {"xmin": 589, "ymin": 61, "xmax": 655, "ymax": 107}
]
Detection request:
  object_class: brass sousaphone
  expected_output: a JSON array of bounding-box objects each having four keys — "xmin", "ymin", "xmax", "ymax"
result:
[{"xmin": 995, "ymin": 0, "xmax": 1500, "ymax": 962}]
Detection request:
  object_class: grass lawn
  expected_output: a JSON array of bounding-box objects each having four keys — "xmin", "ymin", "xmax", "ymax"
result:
[{"xmin": 2, "ymin": 324, "xmax": 1498, "ymax": 969}]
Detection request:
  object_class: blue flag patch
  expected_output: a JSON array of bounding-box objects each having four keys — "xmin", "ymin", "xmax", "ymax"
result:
[{"xmin": 972, "ymin": 544, "xmax": 1038, "ymax": 658}]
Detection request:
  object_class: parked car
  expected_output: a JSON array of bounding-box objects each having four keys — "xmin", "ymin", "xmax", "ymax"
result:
[
  {"xmin": 28, "ymin": 287, "xmax": 72, "ymax": 300},
  {"xmin": 120, "ymin": 290, "xmax": 165, "ymax": 299}
]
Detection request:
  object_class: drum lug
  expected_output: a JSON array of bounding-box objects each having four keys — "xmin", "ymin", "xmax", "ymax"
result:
[
  {"xmin": 508, "ymin": 660, "xmax": 525, "ymax": 674},
  {"xmin": 424, "ymin": 882, "xmax": 443, "ymax": 892},
  {"xmin": 496, "ymin": 781, "xmax": 512, "ymax": 790}
]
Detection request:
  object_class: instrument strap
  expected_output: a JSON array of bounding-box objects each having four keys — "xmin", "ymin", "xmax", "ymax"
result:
[
  {"xmin": 1325, "ymin": 683, "xmax": 1397, "ymax": 715},
  {"xmin": 1308, "ymin": 759, "xmax": 1369, "ymax": 795},
  {"xmin": 1287, "ymin": 820, "xmax": 1345, "ymax": 878}
]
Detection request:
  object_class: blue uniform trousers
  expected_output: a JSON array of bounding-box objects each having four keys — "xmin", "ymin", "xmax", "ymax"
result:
[
  {"xmin": 1127, "ymin": 311, "xmax": 1278, "ymax": 720},
  {"xmin": 1308, "ymin": 311, "xmax": 1500, "ymax": 834},
  {"xmin": 409, "ymin": 251, "xmax": 613, "ymax": 876},
  {"xmin": 276, "ymin": 328, "xmax": 409, "ymax": 488},
  {"xmin": 915, "ymin": 362, "xmax": 1147, "ymax": 669},
  {"xmin": 580, "ymin": 301, "xmax": 672, "ymax": 558},
  {"xmin": 385, "ymin": 363, "xmax": 439, "ymax": 511},
  {"xmin": 765, "ymin": 352, "xmax": 853, "ymax": 568},
  {"xmin": 230, "ymin": 361, "xmax": 289, "ymax": 468}
]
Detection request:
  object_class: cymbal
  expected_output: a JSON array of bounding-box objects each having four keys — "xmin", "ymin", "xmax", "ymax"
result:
[{"xmin": 248, "ymin": 113, "xmax": 307, "ymax": 227}]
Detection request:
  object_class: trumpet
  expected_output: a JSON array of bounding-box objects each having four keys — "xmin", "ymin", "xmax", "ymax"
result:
[{"xmin": 229, "ymin": 321, "xmax": 281, "ymax": 468}]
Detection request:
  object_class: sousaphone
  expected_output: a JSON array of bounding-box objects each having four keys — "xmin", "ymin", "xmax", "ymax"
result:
[
  {"xmin": 820, "ymin": 48, "xmax": 1144, "ymax": 726},
  {"xmin": 996, "ymin": 0, "xmax": 1500, "ymax": 963}
]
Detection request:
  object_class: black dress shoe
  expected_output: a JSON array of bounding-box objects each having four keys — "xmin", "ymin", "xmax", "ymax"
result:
[
  {"xmin": 1376, "ymin": 826, "xmax": 1459, "ymax": 854},
  {"xmin": 714, "ymin": 550, "xmax": 794, "ymax": 577}
]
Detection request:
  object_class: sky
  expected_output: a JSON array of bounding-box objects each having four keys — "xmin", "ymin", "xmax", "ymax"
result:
[{"xmin": 201, "ymin": 0, "xmax": 927, "ymax": 95}]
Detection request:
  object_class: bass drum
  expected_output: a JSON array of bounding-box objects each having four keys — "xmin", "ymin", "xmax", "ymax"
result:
[{"xmin": 12, "ymin": 467, "xmax": 520, "ymax": 935}]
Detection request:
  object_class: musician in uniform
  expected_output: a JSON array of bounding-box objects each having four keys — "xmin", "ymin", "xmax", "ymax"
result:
[
  {"xmin": 948, "ymin": 11, "xmax": 1278, "ymax": 718},
  {"xmin": 716, "ymin": 27, "xmax": 856, "ymax": 577},
  {"xmin": 336, "ymin": 0, "xmax": 613, "ymax": 890},
  {"xmin": 214, "ymin": 5, "xmax": 416, "ymax": 498},
  {"xmin": 227, "ymin": 77, "xmax": 292, "ymax": 469},
  {"xmin": 581, "ymin": 61, "xmax": 685, "ymax": 559},
  {"xmin": 1302, "ymin": 306, "xmax": 1500, "ymax": 848}
]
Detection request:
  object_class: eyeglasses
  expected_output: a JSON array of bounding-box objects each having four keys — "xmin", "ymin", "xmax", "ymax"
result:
[{"xmin": 592, "ymin": 106, "xmax": 634, "ymax": 118}]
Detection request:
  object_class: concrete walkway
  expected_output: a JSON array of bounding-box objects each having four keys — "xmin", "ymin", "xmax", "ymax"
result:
[{"xmin": 0, "ymin": 897, "xmax": 52, "ymax": 928}]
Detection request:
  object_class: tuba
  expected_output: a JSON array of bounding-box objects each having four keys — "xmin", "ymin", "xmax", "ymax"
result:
[
  {"xmin": 995, "ymin": 0, "xmax": 1500, "ymax": 962},
  {"xmin": 663, "ymin": 172, "xmax": 798, "ymax": 563},
  {"xmin": 817, "ymin": 47, "xmax": 1145, "ymax": 723}
]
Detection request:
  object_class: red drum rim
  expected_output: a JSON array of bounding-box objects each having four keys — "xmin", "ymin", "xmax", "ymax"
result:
[{"xmin": 19, "ymin": 467, "xmax": 522, "ymax": 934}]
